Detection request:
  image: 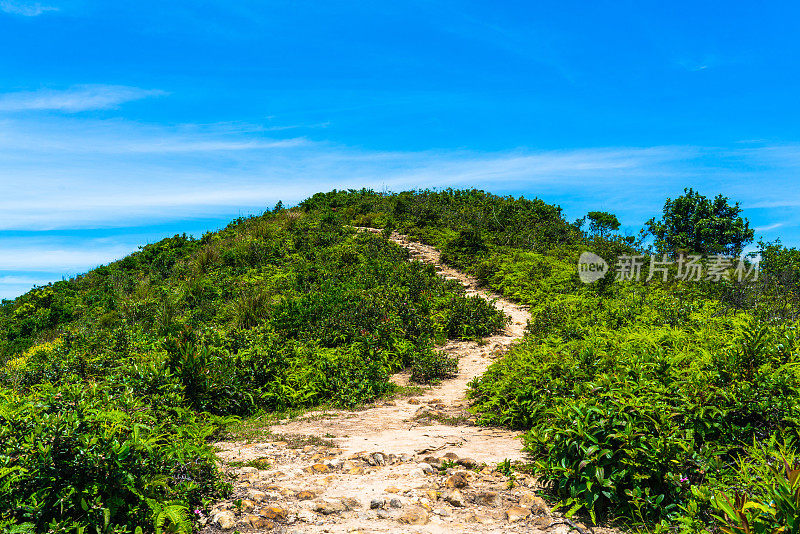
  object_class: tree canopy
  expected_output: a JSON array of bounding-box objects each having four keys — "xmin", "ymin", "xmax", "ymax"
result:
[
  {"xmin": 585, "ymin": 211, "xmax": 621, "ymax": 238},
  {"xmin": 645, "ymin": 188, "xmax": 754, "ymax": 256}
]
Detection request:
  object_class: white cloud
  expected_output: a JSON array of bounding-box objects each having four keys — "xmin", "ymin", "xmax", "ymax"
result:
[
  {"xmin": 0, "ymin": 115, "xmax": 691, "ymax": 230},
  {"xmin": 755, "ymin": 222, "xmax": 785, "ymax": 232},
  {"xmin": 0, "ymin": 239, "xmax": 136, "ymax": 299},
  {"xmin": 0, "ymin": 85, "xmax": 165, "ymax": 113},
  {"xmin": 0, "ymin": 114, "xmax": 771, "ymax": 234},
  {"xmin": 0, "ymin": 114, "xmax": 798, "ymax": 301},
  {"xmin": 0, "ymin": 245, "xmax": 133, "ymax": 271},
  {"xmin": 0, "ymin": 1, "xmax": 57, "ymax": 16}
]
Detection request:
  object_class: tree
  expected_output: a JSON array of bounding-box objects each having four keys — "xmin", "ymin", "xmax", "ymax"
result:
[
  {"xmin": 645, "ymin": 188, "xmax": 754, "ymax": 256},
  {"xmin": 585, "ymin": 211, "xmax": 621, "ymax": 238}
]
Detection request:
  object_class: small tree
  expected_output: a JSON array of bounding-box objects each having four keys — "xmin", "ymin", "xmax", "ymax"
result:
[
  {"xmin": 645, "ymin": 188, "xmax": 754, "ymax": 256},
  {"xmin": 585, "ymin": 211, "xmax": 621, "ymax": 238}
]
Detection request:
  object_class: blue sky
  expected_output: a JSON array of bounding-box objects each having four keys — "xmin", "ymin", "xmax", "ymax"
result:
[{"xmin": 1, "ymin": 1, "xmax": 799, "ymax": 299}]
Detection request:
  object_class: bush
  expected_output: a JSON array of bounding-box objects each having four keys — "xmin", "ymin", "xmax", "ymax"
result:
[
  {"xmin": 470, "ymin": 320, "xmax": 800, "ymax": 524},
  {"xmin": 0, "ymin": 384, "xmax": 228, "ymax": 533},
  {"xmin": 410, "ymin": 349, "xmax": 458, "ymax": 384},
  {"xmin": 710, "ymin": 437, "xmax": 800, "ymax": 534}
]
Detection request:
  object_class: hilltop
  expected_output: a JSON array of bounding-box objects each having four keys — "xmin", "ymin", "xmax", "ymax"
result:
[{"xmin": 2, "ymin": 188, "xmax": 800, "ymax": 533}]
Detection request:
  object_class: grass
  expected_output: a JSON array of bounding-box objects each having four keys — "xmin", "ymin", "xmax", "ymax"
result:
[
  {"xmin": 411, "ymin": 409, "xmax": 472, "ymax": 426},
  {"xmin": 219, "ymin": 414, "xmax": 340, "ymax": 448},
  {"xmin": 228, "ymin": 457, "xmax": 272, "ymax": 470}
]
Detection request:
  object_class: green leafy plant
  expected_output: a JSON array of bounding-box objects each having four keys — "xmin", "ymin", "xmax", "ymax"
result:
[{"xmin": 712, "ymin": 439, "xmax": 800, "ymax": 534}]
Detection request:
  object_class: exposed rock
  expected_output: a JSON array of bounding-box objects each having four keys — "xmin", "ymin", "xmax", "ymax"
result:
[
  {"xmin": 214, "ymin": 511, "xmax": 236, "ymax": 530},
  {"xmin": 531, "ymin": 516, "xmax": 552, "ymax": 528},
  {"xmin": 206, "ymin": 234, "xmax": 538, "ymax": 534},
  {"xmin": 341, "ymin": 497, "xmax": 362, "ymax": 510},
  {"xmin": 432, "ymin": 506, "xmax": 451, "ymax": 517},
  {"xmin": 329, "ymin": 458, "xmax": 343, "ymax": 470},
  {"xmin": 417, "ymin": 462, "xmax": 436, "ymax": 475},
  {"xmin": 443, "ymin": 489, "xmax": 465, "ymax": 507},
  {"xmin": 520, "ymin": 493, "xmax": 551, "ymax": 515},
  {"xmin": 313, "ymin": 499, "xmax": 346, "ymax": 515},
  {"xmin": 475, "ymin": 490, "xmax": 498, "ymax": 506},
  {"xmin": 308, "ymin": 463, "xmax": 330, "ymax": 474},
  {"xmin": 445, "ymin": 473, "xmax": 468, "ymax": 488},
  {"xmin": 398, "ymin": 505, "xmax": 429, "ymax": 525},
  {"xmin": 367, "ymin": 452, "xmax": 387, "ymax": 466},
  {"xmin": 506, "ymin": 506, "xmax": 531, "ymax": 522},
  {"xmin": 460, "ymin": 470, "xmax": 478, "ymax": 482},
  {"xmin": 261, "ymin": 505, "xmax": 287, "ymax": 521},
  {"xmin": 246, "ymin": 489, "xmax": 267, "ymax": 502},
  {"xmin": 240, "ymin": 472, "xmax": 260, "ymax": 483},
  {"xmin": 466, "ymin": 512, "xmax": 494, "ymax": 525},
  {"xmin": 408, "ymin": 398, "xmax": 420, "ymax": 405},
  {"xmin": 456, "ymin": 457, "xmax": 478, "ymax": 469},
  {"xmin": 297, "ymin": 509, "xmax": 316, "ymax": 523},
  {"xmin": 342, "ymin": 460, "xmax": 360, "ymax": 471},
  {"xmin": 244, "ymin": 514, "xmax": 274, "ymax": 529}
]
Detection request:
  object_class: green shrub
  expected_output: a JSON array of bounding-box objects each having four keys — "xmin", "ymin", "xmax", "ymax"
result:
[
  {"xmin": 0, "ymin": 384, "xmax": 228, "ymax": 533},
  {"xmin": 410, "ymin": 349, "xmax": 458, "ymax": 383},
  {"xmin": 710, "ymin": 437, "xmax": 800, "ymax": 534},
  {"xmin": 470, "ymin": 320, "xmax": 800, "ymax": 524}
]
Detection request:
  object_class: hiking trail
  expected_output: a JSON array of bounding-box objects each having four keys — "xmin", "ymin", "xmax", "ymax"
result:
[{"xmin": 203, "ymin": 229, "xmax": 604, "ymax": 534}]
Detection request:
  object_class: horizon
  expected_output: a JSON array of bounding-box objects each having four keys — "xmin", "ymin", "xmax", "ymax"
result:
[{"xmin": 2, "ymin": 1, "xmax": 798, "ymax": 299}]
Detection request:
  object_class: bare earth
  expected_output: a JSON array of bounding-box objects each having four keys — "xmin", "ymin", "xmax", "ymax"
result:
[{"xmin": 204, "ymin": 230, "xmax": 609, "ymax": 534}]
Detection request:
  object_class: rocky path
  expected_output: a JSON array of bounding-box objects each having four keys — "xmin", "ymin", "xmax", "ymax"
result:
[{"xmin": 203, "ymin": 230, "xmax": 592, "ymax": 534}]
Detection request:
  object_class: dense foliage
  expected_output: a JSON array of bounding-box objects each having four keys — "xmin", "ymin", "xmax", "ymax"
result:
[
  {"xmin": 1, "ymin": 384, "xmax": 226, "ymax": 533},
  {"xmin": 0, "ymin": 206, "xmax": 507, "ymax": 532},
  {"xmin": 3, "ymin": 187, "xmax": 799, "ymax": 532},
  {"xmin": 304, "ymin": 188, "xmax": 800, "ymax": 532},
  {"xmin": 645, "ymin": 188, "xmax": 755, "ymax": 256}
]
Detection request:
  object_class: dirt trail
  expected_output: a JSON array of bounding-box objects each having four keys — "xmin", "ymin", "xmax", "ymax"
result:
[{"xmin": 205, "ymin": 230, "xmax": 591, "ymax": 534}]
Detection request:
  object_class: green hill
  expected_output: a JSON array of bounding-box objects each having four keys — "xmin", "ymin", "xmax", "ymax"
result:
[{"xmin": 2, "ymin": 188, "xmax": 800, "ymax": 533}]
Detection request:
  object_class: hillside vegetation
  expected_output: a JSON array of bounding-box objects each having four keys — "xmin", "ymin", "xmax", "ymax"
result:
[
  {"xmin": 305, "ymin": 189, "xmax": 800, "ymax": 532},
  {"xmin": 2, "ymin": 188, "xmax": 800, "ymax": 533},
  {"xmin": 0, "ymin": 207, "xmax": 506, "ymax": 533}
]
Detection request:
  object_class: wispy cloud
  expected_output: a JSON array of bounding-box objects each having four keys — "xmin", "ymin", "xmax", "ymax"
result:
[
  {"xmin": 0, "ymin": 114, "xmax": 784, "ymax": 233},
  {"xmin": 0, "ymin": 114, "xmax": 799, "ymax": 299},
  {"xmin": 0, "ymin": 85, "xmax": 166, "ymax": 113},
  {"xmin": 0, "ymin": 246, "xmax": 131, "ymax": 271},
  {"xmin": 755, "ymin": 222, "xmax": 785, "ymax": 232},
  {"xmin": 0, "ymin": 115, "xmax": 695, "ymax": 230},
  {"xmin": 0, "ymin": 1, "xmax": 57, "ymax": 16},
  {"xmin": 0, "ymin": 236, "xmax": 138, "ymax": 298}
]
